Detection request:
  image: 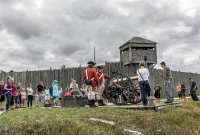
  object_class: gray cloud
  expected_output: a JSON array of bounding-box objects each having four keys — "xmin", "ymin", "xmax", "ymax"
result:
[{"xmin": 0, "ymin": 0, "xmax": 199, "ymax": 73}]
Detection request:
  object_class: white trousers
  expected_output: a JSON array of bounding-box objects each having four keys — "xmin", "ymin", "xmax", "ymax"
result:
[
  {"xmin": 87, "ymin": 85, "xmax": 98, "ymax": 100},
  {"xmin": 97, "ymin": 84, "xmax": 105, "ymax": 100}
]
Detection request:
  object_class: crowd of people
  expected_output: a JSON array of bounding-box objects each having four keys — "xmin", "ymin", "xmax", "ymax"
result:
[
  {"xmin": 0, "ymin": 78, "xmax": 62, "ymax": 111},
  {"xmin": 0, "ymin": 60, "xmax": 198, "ymax": 110},
  {"xmin": 0, "ymin": 63, "xmax": 111, "ymax": 110},
  {"xmin": 175, "ymin": 79, "xmax": 198, "ymax": 101},
  {"xmin": 137, "ymin": 61, "xmax": 198, "ymax": 106}
]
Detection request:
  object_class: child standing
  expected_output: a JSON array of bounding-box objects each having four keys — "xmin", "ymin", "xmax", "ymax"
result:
[
  {"xmin": 80, "ymin": 84, "xmax": 86, "ymax": 97},
  {"xmin": 52, "ymin": 80, "xmax": 59, "ymax": 106},
  {"xmin": 17, "ymin": 83, "xmax": 22, "ymax": 106},
  {"xmin": 181, "ymin": 81, "xmax": 187, "ymax": 101},
  {"xmin": 177, "ymin": 82, "xmax": 182, "ymax": 101},
  {"xmin": 58, "ymin": 87, "xmax": 63, "ymax": 106},
  {"xmin": 134, "ymin": 84, "xmax": 141, "ymax": 102},
  {"xmin": 21, "ymin": 88, "xmax": 26, "ymax": 108},
  {"xmin": 65, "ymin": 87, "xmax": 71, "ymax": 97},
  {"xmin": 40, "ymin": 90, "xmax": 45, "ymax": 107},
  {"xmin": 154, "ymin": 83, "xmax": 161, "ymax": 103},
  {"xmin": 45, "ymin": 87, "xmax": 50, "ymax": 104},
  {"xmin": 34, "ymin": 91, "xmax": 39, "ymax": 107}
]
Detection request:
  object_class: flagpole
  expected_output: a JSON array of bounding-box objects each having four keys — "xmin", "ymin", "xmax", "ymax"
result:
[{"xmin": 94, "ymin": 46, "xmax": 95, "ymax": 63}]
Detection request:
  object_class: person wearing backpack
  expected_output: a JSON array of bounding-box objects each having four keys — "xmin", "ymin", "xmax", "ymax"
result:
[
  {"xmin": 84, "ymin": 61, "xmax": 99, "ymax": 107},
  {"xmin": 189, "ymin": 78, "xmax": 198, "ymax": 101},
  {"xmin": 0, "ymin": 81, "xmax": 5, "ymax": 111}
]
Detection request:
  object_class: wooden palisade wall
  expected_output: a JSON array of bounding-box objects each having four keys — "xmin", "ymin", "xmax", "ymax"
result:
[{"xmin": 0, "ymin": 61, "xmax": 199, "ymax": 98}]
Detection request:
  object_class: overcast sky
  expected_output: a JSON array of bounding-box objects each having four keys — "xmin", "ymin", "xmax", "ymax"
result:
[{"xmin": 0, "ymin": 0, "xmax": 199, "ymax": 73}]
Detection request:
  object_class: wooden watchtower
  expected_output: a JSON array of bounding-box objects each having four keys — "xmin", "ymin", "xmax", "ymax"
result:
[{"xmin": 119, "ymin": 37, "xmax": 157, "ymax": 76}]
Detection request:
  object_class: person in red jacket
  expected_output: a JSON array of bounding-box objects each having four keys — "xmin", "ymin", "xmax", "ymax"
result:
[
  {"xmin": 10, "ymin": 78, "xmax": 19, "ymax": 109},
  {"xmin": 96, "ymin": 66, "xmax": 110, "ymax": 106},
  {"xmin": 84, "ymin": 61, "xmax": 99, "ymax": 107}
]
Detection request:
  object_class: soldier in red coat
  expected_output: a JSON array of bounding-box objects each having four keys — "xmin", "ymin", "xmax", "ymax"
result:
[
  {"xmin": 96, "ymin": 66, "xmax": 110, "ymax": 106},
  {"xmin": 84, "ymin": 61, "xmax": 99, "ymax": 107}
]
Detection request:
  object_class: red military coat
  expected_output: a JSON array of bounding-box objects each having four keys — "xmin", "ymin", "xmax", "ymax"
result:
[
  {"xmin": 97, "ymin": 72, "xmax": 110, "ymax": 85},
  {"xmin": 84, "ymin": 67, "xmax": 99, "ymax": 89}
]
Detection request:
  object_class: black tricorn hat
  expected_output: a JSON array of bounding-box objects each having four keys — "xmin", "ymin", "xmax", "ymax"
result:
[
  {"xmin": 87, "ymin": 61, "xmax": 96, "ymax": 65},
  {"xmin": 97, "ymin": 66, "xmax": 103, "ymax": 69}
]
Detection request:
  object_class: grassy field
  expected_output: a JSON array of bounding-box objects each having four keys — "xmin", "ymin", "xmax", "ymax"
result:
[{"xmin": 0, "ymin": 101, "xmax": 200, "ymax": 135}]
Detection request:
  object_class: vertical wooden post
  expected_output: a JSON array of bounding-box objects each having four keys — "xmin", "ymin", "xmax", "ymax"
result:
[{"xmin": 129, "ymin": 44, "xmax": 132, "ymax": 62}]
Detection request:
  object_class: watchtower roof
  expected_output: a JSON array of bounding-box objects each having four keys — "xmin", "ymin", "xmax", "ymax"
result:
[{"xmin": 119, "ymin": 37, "xmax": 157, "ymax": 49}]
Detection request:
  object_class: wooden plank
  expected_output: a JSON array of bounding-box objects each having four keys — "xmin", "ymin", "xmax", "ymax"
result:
[{"xmin": 98, "ymin": 102, "xmax": 181, "ymax": 110}]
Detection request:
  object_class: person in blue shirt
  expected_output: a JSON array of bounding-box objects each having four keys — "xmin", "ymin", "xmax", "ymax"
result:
[
  {"xmin": 49, "ymin": 83, "xmax": 54, "ymax": 104},
  {"xmin": 52, "ymin": 80, "xmax": 59, "ymax": 106},
  {"xmin": 49, "ymin": 83, "xmax": 53, "ymax": 97},
  {"xmin": 45, "ymin": 87, "xmax": 50, "ymax": 104},
  {"xmin": 189, "ymin": 78, "xmax": 198, "ymax": 101},
  {"xmin": 181, "ymin": 81, "xmax": 187, "ymax": 101},
  {"xmin": 34, "ymin": 91, "xmax": 40, "ymax": 107}
]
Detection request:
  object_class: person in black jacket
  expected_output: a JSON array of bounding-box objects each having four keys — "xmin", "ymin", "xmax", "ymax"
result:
[
  {"xmin": 17, "ymin": 83, "xmax": 22, "ymax": 106},
  {"xmin": 0, "ymin": 81, "xmax": 5, "ymax": 111},
  {"xmin": 189, "ymin": 78, "xmax": 198, "ymax": 101},
  {"xmin": 37, "ymin": 81, "xmax": 46, "ymax": 94}
]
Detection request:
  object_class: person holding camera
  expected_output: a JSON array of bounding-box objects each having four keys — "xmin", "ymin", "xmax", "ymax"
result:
[
  {"xmin": 84, "ymin": 61, "xmax": 99, "ymax": 107},
  {"xmin": 37, "ymin": 81, "xmax": 46, "ymax": 94}
]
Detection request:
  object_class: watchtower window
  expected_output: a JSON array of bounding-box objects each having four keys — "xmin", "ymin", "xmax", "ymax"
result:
[
  {"xmin": 121, "ymin": 48, "xmax": 129, "ymax": 54},
  {"xmin": 131, "ymin": 47, "xmax": 155, "ymax": 50}
]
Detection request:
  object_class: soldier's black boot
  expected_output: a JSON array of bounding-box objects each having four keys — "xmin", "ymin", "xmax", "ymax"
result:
[
  {"xmin": 88, "ymin": 100, "xmax": 92, "ymax": 108},
  {"xmin": 100, "ymin": 100, "xmax": 107, "ymax": 106},
  {"xmin": 98, "ymin": 100, "xmax": 102, "ymax": 106},
  {"xmin": 91, "ymin": 99, "xmax": 97, "ymax": 107}
]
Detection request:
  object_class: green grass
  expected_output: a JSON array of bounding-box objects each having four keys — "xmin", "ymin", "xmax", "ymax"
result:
[{"xmin": 0, "ymin": 101, "xmax": 200, "ymax": 135}]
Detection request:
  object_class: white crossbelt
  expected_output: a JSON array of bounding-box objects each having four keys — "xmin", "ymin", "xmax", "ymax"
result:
[{"xmin": 86, "ymin": 69, "xmax": 94, "ymax": 80}]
